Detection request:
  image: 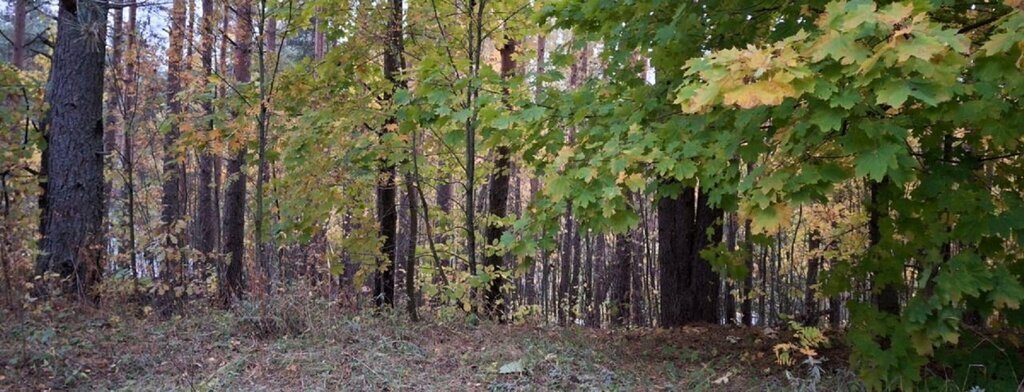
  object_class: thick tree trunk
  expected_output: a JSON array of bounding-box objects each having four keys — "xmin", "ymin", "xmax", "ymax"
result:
[
  {"xmin": 658, "ymin": 185, "xmax": 721, "ymax": 326},
  {"xmin": 222, "ymin": 0, "xmax": 252, "ymax": 303},
  {"xmin": 37, "ymin": 0, "xmax": 108, "ymax": 299},
  {"xmin": 375, "ymin": 0, "xmax": 405, "ymax": 308}
]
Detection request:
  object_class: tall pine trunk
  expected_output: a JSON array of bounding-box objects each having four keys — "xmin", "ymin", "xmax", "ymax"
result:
[
  {"xmin": 161, "ymin": 0, "xmax": 187, "ymax": 309},
  {"xmin": 222, "ymin": 0, "xmax": 252, "ymax": 302},
  {"xmin": 196, "ymin": 0, "xmax": 218, "ymax": 274},
  {"xmin": 37, "ymin": 0, "xmax": 108, "ymax": 299},
  {"xmin": 375, "ymin": 0, "xmax": 405, "ymax": 308}
]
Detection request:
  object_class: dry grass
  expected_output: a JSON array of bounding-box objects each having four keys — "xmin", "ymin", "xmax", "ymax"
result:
[{"xmin": 0, "ymin": 291, "xmax": 860, "ymax": 391}]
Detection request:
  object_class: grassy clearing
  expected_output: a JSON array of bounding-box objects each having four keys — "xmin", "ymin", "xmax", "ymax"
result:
[{"xmin": 1, "ymin": 294, "xmax": 861, "ymax": 391}]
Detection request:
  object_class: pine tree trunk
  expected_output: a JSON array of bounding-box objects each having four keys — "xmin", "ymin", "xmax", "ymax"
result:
[
  {"xmin": 37, "ymin": 0, "xmax": 108, "ymax": 299},
  {"xmin": 609, "ymin": 233, "xmax": 631, "ymax": 327},
  {"xmin": 161, "ymin": 0, "xmax": 187, "ymax": 310},
  {"xmin": 196, "ymin": 0, "xmax": 218, "ymax": 275},
  {"xmin": 375, "ymin": 0, "xmax": 405, "ymax": 308},
  {"xmin": 742, "ymin": 218, "xmax": 754, "ymax": 326},
  {"xmin": 804, "ymin": 230, "xmax": 822, "ymax": 325},
  {"xmin": 222, "ymin": 0, "xmax": 252, "ymax": 303}
]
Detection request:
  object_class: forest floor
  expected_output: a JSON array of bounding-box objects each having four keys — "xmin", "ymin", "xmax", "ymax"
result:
[{"xmin": 0, "ymin": 296, "xmax": 860, "ymax": 391}]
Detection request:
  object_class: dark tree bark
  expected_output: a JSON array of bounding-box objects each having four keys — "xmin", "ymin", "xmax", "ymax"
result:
[
  {"xmin": 375, "ymin": 0, "xmax": 405, "ymax": 308},
  {"xmin": 196, "ymin": 0, "xmax": 218, "ymax": 271},
  {"xmin": 482, "ymin": 38, "xmax": 516, "ymax": 320},
  {"xmin": 803, "ymin": 230, "xmax": 822, "ymax": 325},
  {"xmin": 609, "ymin": 232, "xmax": 631, "ymax": 327},
  {"xmin": 658, "ymin": 185, "xmax": 721, "ymax": 326},
  {"xmin": 11, "ymin": 0, "xmax": 26, "ymax": 68},
  {"xmin": 36, "ymin": 0, "xmax": 108, "ymax": 298},
  {"xmin": 741, "ymin": 217, "xmax": 754, "ymax": 326},
  {"xmin": 161, "ymin": 0, "xmax": 187, "ymax": 307},
  {"xmin": 724, "ymin": 213, "xmax": 738, "ymax": 324},
  {"xmin": 558, "ymin": 206, "xmax": 573, "ymax": 325},
  {"xmin": 870, "ymin": 180, "xmax": 900, "ymax": 315},
  {"xmin": 404, "ymin": 172, "xmax": 418, "ymax": 321},
  {"xmin": 222, "ymin": 0, "xmax": 252, "ymax": 303}
]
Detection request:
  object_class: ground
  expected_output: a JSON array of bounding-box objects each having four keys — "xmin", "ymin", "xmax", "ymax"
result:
[{"xmin": 1, "ymin": 296, "xmax": 860, "ymax": 391}]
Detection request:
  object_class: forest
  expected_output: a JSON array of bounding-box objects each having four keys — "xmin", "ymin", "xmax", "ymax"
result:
[{"xmin": 1, "ymin": 0, "xmax": 1024, "ymax": 390}]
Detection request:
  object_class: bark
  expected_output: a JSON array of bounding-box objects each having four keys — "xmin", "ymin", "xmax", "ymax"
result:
[
  {"xmin": 870, "ymin": 179, "xmax": 900, "ymax": 315},
  {"xmin": 658, "ymin": 185, "xmax": 721, "ymax": 326},
  {"xmin": 104, "ymin": 0, "xmax": 124, "ymax": 266},
  {"xmin": 482, "ymin": 38, "xmax": 516, "ymax": 319},
  {"xmin": 161, "ymin": 0, "xmax": 187, "ymax": 307},
  {"xmin": 609, "ymin": 233, "xmax": 631, "ymax": 327},
  {"xmin": 375, "ymin": 0, "xmax": 405, "ymax": 308},
  {"xmin": 196, "ymin": 0, "xmax": 217, "ymax": 270},
  {"xmin": 724, "ymin": 213, "xmax": 737, "ymax": 324},
  {"xmin": 36, "ymin": 0, "xmax": 108, "ymax": 299},
  {"xmin": 11, "ymin": 0, "xmax": 26, "ymax": 68},
  {"xmin": 803, "ymin": 230, "xmax": 822, "ymax": 325},
  {"xmin": 405, "ymin": 172, "xmax": 419, "ymax": 321},
  {"xmin": 741, "ymin": 217, "xmax": 754, "ymax": 326},
  {"xmin": 222, "ymin": 0, "xmax": 252, "ymax": 303}
]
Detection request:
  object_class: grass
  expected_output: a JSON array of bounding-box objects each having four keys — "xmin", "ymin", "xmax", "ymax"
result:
[{"xmin": 0, "ymin": 292, "xmax": 861, "ymax": 391}]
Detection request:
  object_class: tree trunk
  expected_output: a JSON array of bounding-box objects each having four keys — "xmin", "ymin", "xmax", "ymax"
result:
[
  {"xmin": 222, "ymin": 0, "xmax": 252, "ymax": 303},
  {"xmin": 11, "ymin": 0, "xmax": 26, "ymax": 69},
  {"xmin": 658, "ymin": 185, "xmax": 721, "ymax": 326},
  {"xmin": 803, "ymin": 230, "xmax": 822, "ymax": 325},
  {"xmin": 375, "ymin": 0, "xmax": 405, "ymax": 308},
  {"xmin": 160, "ymin": 0, "xmax": 187, "ymax": 309},
  {"xmin": 609, "ymin": 233, "xmax": 631, "ymax": 327},
  {"xmin": 742, "ymin": 217, "xmax": 754, "ymax": 326},
  {"xmin": 196, "ymin": 0, "xmax": 218, "ymax": 275},
  {"xmin": 482, "ymin": 38, "xmax": 516, "ymax": 319},
  {"xmin": 724, "ymin": 213, "xmax": 737, "ymax": 324},
  {"xmin": 37, "ymin": 0, "xmax": 108, "ymax": 299},
  {"xmin": 870, "ymin": 180, "xmax": 900, "ymax": 315}
]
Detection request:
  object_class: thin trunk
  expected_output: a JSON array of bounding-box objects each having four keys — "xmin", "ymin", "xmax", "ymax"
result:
[
  {"xmin": 724, "ymin": 213, "xmax": 738, "ymax": 324},
  {"xmin": 222, "ymin": 0, "xmax": 252, "ymax": 303},
  {"xmin": 804, "ymin": 230, "xmax": 822, "ymax": 325},
  {"xmin": 11, "ymin": 0, "xmax": 26, "ymax": 68},
  {"xmin": 375, "ymin": 0, "xmax": 405, "ymax": 308},
  {"xmin": 161, "ymin": 0, "xmax": 187, "ymax": 309},
  {"xmin": 405, "ymin": 161, "xmax": 419, "ymax": 321},
  {"xmin": 482, "ymin": 38, "xmax": 516, "ymax": 319},
  {"xmin": 610, "ymin": 232, "xmax": 631, "ymax": 327},
  {"xmin": 197, "ymin": 0, "xmax": 217, "ymax": 274},
  {"xmin": 742, "ymin": 217, "xmax": 754, "ymax": 326}
]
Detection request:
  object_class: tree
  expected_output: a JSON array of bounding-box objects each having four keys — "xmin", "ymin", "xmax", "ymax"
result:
[
  {"xmin": 482, "ymin": 37, "xmax": 517, "ymax": 319},
  {"xmin": 374, "ymin": 0, "xmax": 405, "ymax": 308},
  {"xmin": 658, "ymin": 186, "xmax": 722, "ymax": 326},
  {"xmin": 196, "ymin": 0, "xmax": 218, "ymax": 281},
  {"xmin": 222, "ymin": 0, "xmax": 252, "ymax": 302},
  {"xmin": 36, "ymin": 0, "xmax": 108, "ymax": 298},
  {"xmin": 161, "ymin": 0, "xmax": 187, "ymax": 307}
]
